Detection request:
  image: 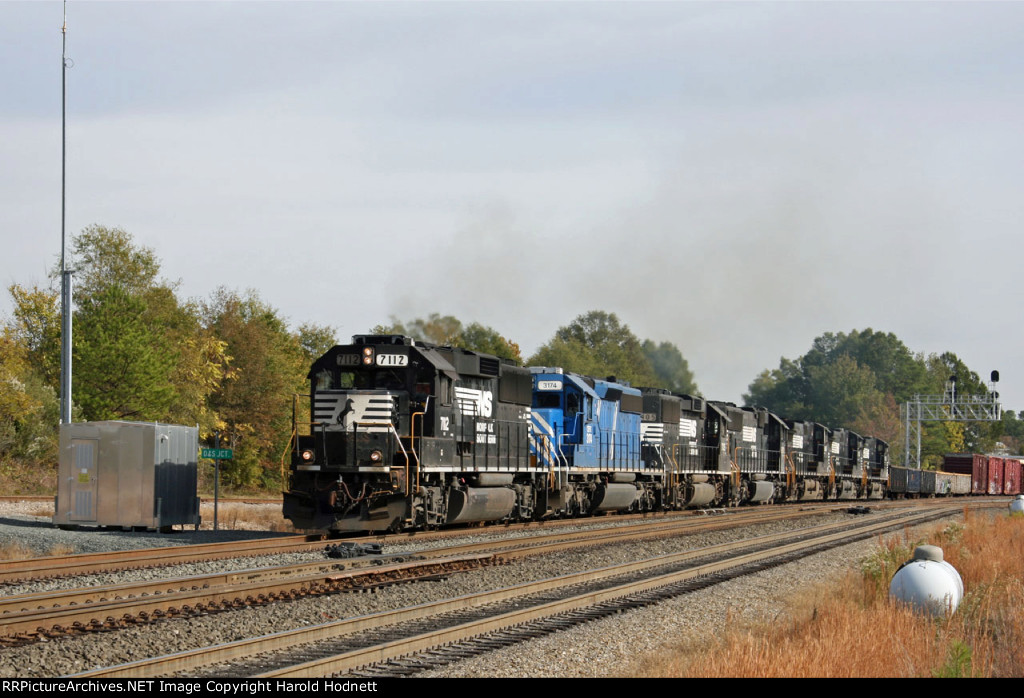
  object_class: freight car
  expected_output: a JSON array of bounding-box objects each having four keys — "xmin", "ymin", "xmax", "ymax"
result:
[
  {"xmin": 284, "ymin": 334, "xmax": 894, "ymax": 532},
  {"xmin": 888, "ymin": 455, "xmax": 1024, "ymax": 499}
]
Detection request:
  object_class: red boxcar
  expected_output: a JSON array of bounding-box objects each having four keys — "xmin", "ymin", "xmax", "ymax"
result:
[
  {"xmin": 943, "ymin": 454, "xmax": 989, "ymax": 494},
  {"xmin": 1003, "ymin": 457, "xmax": 1022, "ymax": 495},
  {"xmin": 987, "ymin": 456, "xmax": 1005, "ymax": 495}
]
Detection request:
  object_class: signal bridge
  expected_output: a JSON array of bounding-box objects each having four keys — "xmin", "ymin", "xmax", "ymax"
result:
[{"xmin": 902, "ymin": 371, "xmax": 1001, "ymax": 469}]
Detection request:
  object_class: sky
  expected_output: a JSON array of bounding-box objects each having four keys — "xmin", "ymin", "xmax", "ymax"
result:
[{"xmin": 2, "ymin": 1, "xmax": 1023, "ymax": 408}]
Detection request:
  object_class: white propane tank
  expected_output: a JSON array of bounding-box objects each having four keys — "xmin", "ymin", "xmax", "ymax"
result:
[
  {"xmin": 889, "ymin": 545, "xmax": 963, "ymax": 617},
  {"xmin": 1010, "ymin": 495, "xmax": 1024, "ymax": 514}
]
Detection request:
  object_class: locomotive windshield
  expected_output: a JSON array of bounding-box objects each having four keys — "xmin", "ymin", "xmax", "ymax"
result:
[
  {"xmin": 534, "ymin": 393, "xmax": 561, "ymax": 409},
  {"xmin": 314, "ymin": 367, "xmax": 410, "ymax": 391}
]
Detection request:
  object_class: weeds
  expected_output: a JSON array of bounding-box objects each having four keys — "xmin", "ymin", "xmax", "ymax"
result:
[
  {"xmin": 932, "ymin": 640, "xmax": 973, "ymax": 678},
  {"xmin": 0, "ymin": 541, "xmax": 74, "ymax": 560},
  {"xmin": 198, "ymin": 501, "xmax": 294, "ymax": 532},
  {"xmin": 629, "ymin": 511, "xmax": 1024, "ymax": 678}
]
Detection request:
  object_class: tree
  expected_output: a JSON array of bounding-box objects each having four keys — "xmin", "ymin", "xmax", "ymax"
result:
[
  {"xmin": 744, "ymin": 358, "xmax": 809, "ymax": 419},
  {"xmin": 204, "ymin": 288, "xmax": 307, "ymax": 488},
  {"xmin": 73, "ymin": 285, "xmax": 176, "ymax": 420},
  {"xmin": 529, "ymin": 311, "xmax": 658, "ymax": 387},
  {"xmin": 0, "ymin": 332, "xmax": 60, "ymax": 462},
  {"xmin": 68, "ymin": 225, "xmax": 161, "ymax": 300},
  {"xmin": 5, "ymin": 284, "xmax": 61, "ymax": 390},
  {"xmin": 384, "ymin": 313, "xmax": 462, "ymax": 346},
  {"xmin": 744, "ymin": 329, "xmax": 996, "ymax": 466},
  {"xmin": 458, "ymin": 322, "xmax": 522, "ymax": 364},
  {"xmin": 850, "ymin": 392, "xmax": 902, "ymax": 451},
  {"xmin": 376, "ymin": 313, "xmax": 522, "ymax": 363},
  {"xmin": 66, "ymin": 226, "xmax": 230, "ymax": 432},
  {"xmin": 642, "ymin": 340, "xmax": 699, "ymax": 395},
  {"xmin": 924, "ymin": 351, "xmax": 994, "ymax": 455},
  {"xmin": 805, "ymin": 355, "xmax": 884, "ymax": 429},
  {"xmin": 744, "ymin": 329, "xmax": 926, "ymax": 428},
  {"xmin": 297, "ymin": 323, "xmax": 338, "ymax": 363},
  {"xmin": 796, "ymin": 329, "xmax": 929, "ymax": 404}
]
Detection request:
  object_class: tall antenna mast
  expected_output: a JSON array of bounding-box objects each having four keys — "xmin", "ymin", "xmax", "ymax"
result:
[{"xmin": 60, "ymin": 0, "xmax": 73, "ymax": 424}]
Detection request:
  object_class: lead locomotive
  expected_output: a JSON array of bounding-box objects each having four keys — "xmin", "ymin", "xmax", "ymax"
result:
[{"xmin": 284, "ymin": 335, "xmax": 536, "ymax": 531}]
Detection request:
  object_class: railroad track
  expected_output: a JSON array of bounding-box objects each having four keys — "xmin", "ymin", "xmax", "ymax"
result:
[
  {"xmin": 72, "ymin": 503, "xmax": 968, "ymax": 678},
  {"xmin": 0, "ymin": 499, "xmax": 884, "ymax": 585},
  {"xmin": 0, "ymin": 504, "xmax": 845, "ymax": 645}
]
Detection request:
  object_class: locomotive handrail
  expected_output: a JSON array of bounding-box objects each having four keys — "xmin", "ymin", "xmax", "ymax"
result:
[
  {"xmin": 384, "ymin": 423, "xmax": 410, "ymax": 493},
  {"xmin": 538, "ymin": 433, "xmax": 555, "ymax": 491},
  {"xmin": 557, "ymin": 433, "xmax": 573, "ymax": 488},
  {"xmin": 555, "ymin": 418, "xmax": 580, "ymax": 488},
  {"xmin": 409, "ymin": 411, "xmax": 425, "ymax": 493},
  {"xmin": 663, "ymin": 442, "xmax": 678, "ymax": 474},
  {"xmin": 280, "ymin": 425, "xmax": 297, "ymax": 487},
  {"xmin": 784, "ymin": 451, "xmax": 797, "ymax": 491}
]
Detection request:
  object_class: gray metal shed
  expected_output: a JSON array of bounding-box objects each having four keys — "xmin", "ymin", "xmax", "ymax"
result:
[{"xmin": 53, "ymin": 421, "xmax": 201, "ymax": 531}]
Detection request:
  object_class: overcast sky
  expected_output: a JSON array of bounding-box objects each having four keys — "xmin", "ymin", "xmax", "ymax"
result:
[{"xmin": 2, "ymin": 1, "xmax": 1022, "ymax": 408}]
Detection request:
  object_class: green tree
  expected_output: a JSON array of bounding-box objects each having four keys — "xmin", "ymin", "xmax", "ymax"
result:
[
  {"xmin": 297, "ymin": 323, "xmax": 338, "ymax": 363},
  {"xmin": 73, "ymin": 285, "xmax": 176, "ymax": 420},
  {"xmin": 64, "ymin": 226, "xmax": 234, "ymax": 435},
  {"xmin": 745, "ymin": 329, "xmax": 996, "ymax": 466},
  {"xmin": 163, "ymin": 301, "xmax": 235, "ymax": 436},
  {"xmin": 68, "ymin": 224, "xmax": 161, "ymax": 300},
  {"xmin": 376, "ymin": 313, "xmax": 522, "ymax": 363},
  {"xmin": 850, "ymin": 392, "xmax": 902, "ymax": 452},
  {"xmin": 744, "ymin": 358, "xmax": 809, "ymax": 419},
  {"xmin": 0, "ymin": 332, "xmax": 60, "ymax": 462},
  {"xmin": 641, "ymin": 340, "xmax": 699, "ymax": 395},
  {"xmin": 529, "ymin": 311, "xmax": 658, "ymax": 387},
  {"xmin": 204, "ymin": 288, "xmax": 307, "ymax": 488},
  {"xmin": 805, "ymin": 355, "xmax": 884, "ymax": 429},
  {"xmin": 458, "ymin": 322, "xmax": 522, "ymax": 364},
  {"xmin": 6, "ymin": 284, "xmax": 61, "ymax": 390},
  {"xmin": 924, "ymin": 351, "xmax": 994, "ymax": 456}
]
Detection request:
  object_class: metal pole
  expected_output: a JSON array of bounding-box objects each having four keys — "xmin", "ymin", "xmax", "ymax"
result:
[
  {"xmin": 213, "ymin": 431, "xmax": 220, "ymax": 531},
  {"xmin": 61, "ymin": 270, "xmax": 72, "ymax": 421},
  {"xmin": 59, "ymin": 0, "xmax": 73, "ymax": 425},
  {"xmin": 903, "ymin": 401, "xmax": 910, "ymax": 469}
]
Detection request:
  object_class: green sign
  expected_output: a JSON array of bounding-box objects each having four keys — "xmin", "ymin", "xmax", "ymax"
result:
[{"xmin": 202, "ymin": 448, "xmax": 233, "ymax": 460}]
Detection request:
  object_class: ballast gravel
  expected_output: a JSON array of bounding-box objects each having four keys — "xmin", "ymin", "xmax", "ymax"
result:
[{"xmin": 0, "ymin": 499, "xmax": 959, "ymax": 678}]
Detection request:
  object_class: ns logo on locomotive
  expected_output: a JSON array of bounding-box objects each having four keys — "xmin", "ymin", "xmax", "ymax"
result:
[{"xmin": 283, "ymin": 335, "xmax": 890, "ymax": 532}]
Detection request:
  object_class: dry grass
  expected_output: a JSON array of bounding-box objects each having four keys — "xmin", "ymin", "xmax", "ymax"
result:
[
  {"xmin": 630, "ymin": 509, "xmax": 1024, "ymax": 678},
  {"xmin": 198, "ymin": 501, "xmax": 295, "ymax": 532},
  {"xmin": 0, "ymin": 541, "xmax": 74, "ymax": 560},
  {"xmin": 0, "ymin": 458, "xmax": 58, "ymax": 496}
]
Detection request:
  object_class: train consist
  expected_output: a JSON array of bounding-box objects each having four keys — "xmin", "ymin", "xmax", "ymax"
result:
[{"xmin": 283, "ymin": 334, "xmax": 893, "ymax": 532}]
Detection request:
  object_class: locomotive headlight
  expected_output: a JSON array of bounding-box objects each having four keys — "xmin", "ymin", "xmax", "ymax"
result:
[
  {"xmin": 362, "ymin": 346, "xmax": 374, "ymax": 365},
  {"xmin": 370, "ymin": 449, "xmax": 382, "ymax": 462},
  {"xmin": 301, "ymin": 449, "xmax": 314, "ymax": 462}
]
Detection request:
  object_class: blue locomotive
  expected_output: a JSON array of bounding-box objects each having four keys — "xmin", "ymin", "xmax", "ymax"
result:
[{"xmin": 284, "ymin": 334, "xmax": 890, "ymax": 532}]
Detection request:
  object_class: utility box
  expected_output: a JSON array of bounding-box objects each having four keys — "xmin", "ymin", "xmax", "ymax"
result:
[{"xmin": 54, "ymin": 421, "xmax": 201, "ymax": 531}]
